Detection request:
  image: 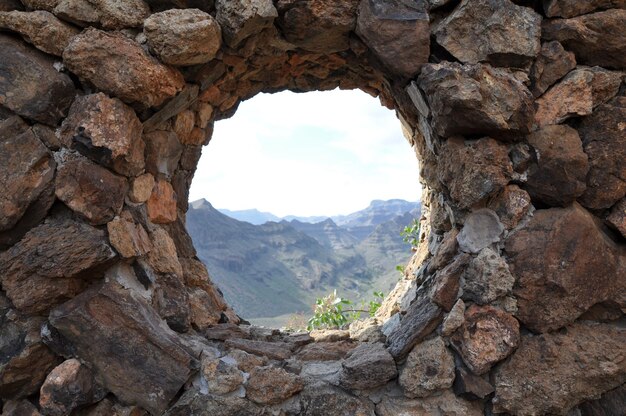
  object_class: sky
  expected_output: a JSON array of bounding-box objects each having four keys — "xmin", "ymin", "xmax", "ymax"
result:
[{"xmin": 188, "ymin": 89, "xmax": 422, "ymax": 217}]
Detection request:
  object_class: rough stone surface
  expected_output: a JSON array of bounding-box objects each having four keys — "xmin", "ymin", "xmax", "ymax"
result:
[
  {"xmin": 542, "ymin": 9, "xmax": 626, "ymax": 69},
  {"xmin": 55, "ymin": 152, "xmax": 128, "ymax": 225},
  {"xmin": 107, "ymin": 214, "xmax": 152, "ymax": 258},
  {"xmin": 578, "ymin": 97, "xmax": 626, "ymax": 209},
  {"xmin": 544, "ymin": 0, "xmax": 626, "ymax": 18},
  {"xmin": 441, "ymin": 299, "xmax": 465, "ymax": 337},
  {"xmin": 0, "ymin": 34, "xmax": 75, "ymax": 125},
  {"xmin": 49, "ymin": 281, "xmax": 197, "ymax": 415},
  {"xmin": 607, "ymin": 199, "xmax": 626, "ymax": 237},
  {"xmin": 578, "ymin": 384, "xmax": 626, "ymax": 416},
  {"xmin": 201, "ymin": 356, "xmax": 244, "ymax": 395},
  {"xmin": 1, "ymin": 400, "xmax": 43, "ymax": 415},
  {"xmin": 418, "ymin": 62, "xmax": 535, "ymax": 138},
  {"xmin": 429, "ymin": 254, "xmax": 468, "ymax": 312},
  {"xmin": 146, "ymin": 179, "xmax": 178, "ymax": 224},
  {"xmin": 355, "ymin": 0, "xmax": 429, "ymax": 77},
  {"xmin": 434, "ymin": 0, "xmax": 542, "ymax": 67},
  {"xmin": 144, "ymin": 131, "xmax": 183, "ymax": 179},
  {"xmin": 453, "ymin": 366, "xmax": 494, "ymax": 400},
  {"xmin": 57, "ymin": 0, "xmax": 150, "ymax": 29},
  {"xmin": 0, "ymin": 215, "xmax": 116, "ymax": 314},
  {"xmin": 494, "ymin": 322, "xmax": 626, "ymax": 415},
  {"xmin": 299, "ymin": 384, "xmax": 375, "ymax": 416},
  {"xmin": 529, "ymin": 41, "xmax": 577, "ymax": 97},
  {"xmin": 225, "ymin": 338, "xmax": 293, "ymax": 360},
  {"xmin": 164, "ymin": 388, "xmax": 261, "ymax": 416},
  {"xmin": 63, "ymin": 29, "xmax": 185, "ymax": 107},
  {"xmin": 534, "ymin": 66, "xmax": 622, "ymax": 127},
  {"xmin": 505, "ymin": 203, "xmax": 625, "ymax": 333},
  {"xmin": 457, "ymin": 209, "xmax": 504, "ymax": 254},
  {"xmin": 399, "ymin": 336, "xmax": 455, "ymax": 398},
  {"xmin": 462, "ymin": 248, "xmax": 515, "ymax": 304},
  {"xmin": 339, "ymin": 342, "xmax": 397, "ymax": 390},
  {"xmin": 487, "ymin": 185, "xmax": 532, "ymax": 230},
  {"xmin": 451, "ymin": 305, "xmax": 520, "ymax": 375},
  {"xmin": 216, "ymin": 0, "xmax": 277, "ymax": 48},
  {"xmin": 246, "ymin": 366, "xmax": 303, "ymax": 405},
  {"xmin": 129, "ymin": 173, "xmax": 155, "ymax": 204},
  {"xmin": 144, "ymin": 9, "xmax": 222, "ymax": 66},
  {"xmin": 376, "ymin": 390, "xmax": 483, "ymax": 416}
]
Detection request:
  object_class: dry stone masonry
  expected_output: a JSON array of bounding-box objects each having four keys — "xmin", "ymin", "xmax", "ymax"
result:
[{"xmin": 0, "ymin": 0, "xmax": 625, "ymax": 415}]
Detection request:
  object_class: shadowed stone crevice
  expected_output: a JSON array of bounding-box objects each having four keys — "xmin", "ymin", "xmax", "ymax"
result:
[{"xmin": 0, "ymin": 0, "xmax": 624, "ymax": 415}]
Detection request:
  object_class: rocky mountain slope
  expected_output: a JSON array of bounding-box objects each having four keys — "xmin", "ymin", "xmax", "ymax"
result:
[{"xmin": 187, "ymin": 199, "xmax": 420, "ymax": 320}]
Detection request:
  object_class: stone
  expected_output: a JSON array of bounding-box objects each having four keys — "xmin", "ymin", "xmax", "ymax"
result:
[
  {"xmin": 429, "ymin": 254, "xmax": 468, "ymax": 312},
  {"xmin": 154, "ymin": 272, "xmax": 190, "ymax": 332},
  {"xmin": 309, "ymin": 329, "xmax": 350, "ymax": 342},
  {"xmin": 129, "ymin": 173, "xmax": 155, "ymax": 204},
  {"xmin": 434, "ymin": 0, "xmax": 541, "ymax": 67},
  {"xmin": 145, "ymin": 227, "xmax": 183, "ymax": 277},
  {"xmin": 164, "ymin": 388, "xmax": 261, "ymax": 416},
  {"xmin": 226, "ymin": 349, "xmax": 266, "ymax": 373},
  {"xmin": 542, "ymin": 10, "xmax": 626, "ymax": 69},
  {"xmin": 534, "ymin": 67, "xmax": 621, "ymax": 127},
  {"xmin": 143, "ymin": 84, "xmax": 199, "ymax": 133},
  {"xmin": 0, "ymin": 10, "xmax": 79, "ymax": 56},
  {"xmin": 172, "ymin": 110, "xmax": 195, "ymax": 144},
  {"xmin": 63, "ymin": 29, "xmax": 185, "ymax": 107},
  {"xmin": 0, "ymin": 215, "xmax": 116, "ymax": 314},
  {"xmin": 487, "ymin": 185, "xmax": 531, "ymax": 230},
  {"xmin": 579, "ymin": 384, "xmax": 626, "ymax": 416},
  {"xmin": 201, "ymin": 356, "xmax": 244, "ymax": 395},
  {"xmin": 505, "ymin": 204, "xmax": 625, "ymax": 333},
  {"xmin": 338, "ymin": 342, "xmax": 397, "ymax": 390},
  {"xmin": 146, "ymin": 179, "xmax": 178, "ymax": 224},
  {"xmin": 0, "ymin": 128, "xmax": 54, "ymax": 232},
  {"xmin": 441, "ymin": 299, "xmax": 465, "ymax": 337},
  {"xmin": 543, "ymin": 0, "xmax": 626, "ymax": 18},
  {"xmin": 607, "ymin": 199, "xmax": 626, "ymax": 238},
  {"xmin": 1, "ymin": 400, "xmax": 42, "ymax": 415},
  {"xmin": 386, "ymin": 295, "xmax": 443, "ymax": 359},
  {"xmin": 0, "ymin": 35, "xmax": 75, "ymax": 125},
  {"xmin": 376, "ymin": 390, "xmax": 483, "ymax": 416},
  {"xmin": 55, "ymin": 152, "xmax": 128, "ymax": 225},
  {"xmin": 187, "ymin": 288, "xmax": 222, "ymax": 330},
  {"xmin": 578, "ymin": 97, "xmax": 626, "ymax": 209},
  {"xmin": 246, "ymin": 366, "xmax": 303, "ymax": 405},
  {"xmin": 451, "ymin": 305, "xmax": 519, "ymax": 375},
  {"xmin": 296, "ymin": 341, "xmax": 356, "ymax": 361},
  {"xmin": 48, "ymin": 281, "xmax": 197, "ymax": 415},
  {"xmin": 39, "ymin": 359, "xmax": 103, "ymax": 416},
  {"xmin": 299, "ymin": 383, "xmax": 375, "ymax": 416},
  {"xmin": 529, "ymin": 41, "xmax": 576, "ymax": 97},
  {"xmin": 0, "ymin": 297, "xmax": 60, "ymax": 399},
  {"xmin": 462, "ymin": 248, "xmax": 515, "ymax": 304},
  {"xmin": 418, "ymin": 63, "xmax": 534, "ymax": 138},
  {"xmin": 437, "ymin": 137, "xmax": 514, "ymax": 209},
  {"xmin": 52, "ymin": 0, "xmax": 98, "ymax": 27},
  {"xmin": 0, "ymin": 114, "xmax": 28, "ymax": 139},
  {"xmin": 195, "ymin": 102, "xmax": 213, "ymax": 128},
  {"xmin": 216, "ymin": 0, "xmax": 278, "ymax": 48},
  {"xmin": 276, "ymin": 0, "xmax": 359, "ymax": 53},
  {"xmin": 355, "ymin": 0, "xmax": 429, "ymax": 77},
  {"xmin": 144, "ymin": 131, "xmax": 183, "ymax": 178},
  {"xmin": 525, "ymin": 125, "xmax": 589, "ymax": 206},
  {"xmin": 399, "ymin": 337, "xmax": 455, "ymax": 398},
  {"xmin": 457, "ymin": 209, "xmax": 504, "ymax": 254},
  {"xmin": 107, "ymin": 215, "xmax": 152, "ymax": 258},
  {"xmin": 56, "ymin": 0, "xmax": 150, "ymax": 29},
  {"xmin": 225, "ymin": 339, "xmax": 293, "ymax": 360},
  {"xmin": 453, "ymin": 366, "xmax": 494, "ymax": 400},
  {"xmin": 428, "ymin": 229, "xmax": 459, "ymax": 273},
  {"xmin": 348, "ymin": 318, "xmax": 384, "ymax": 343},
  {"xmin": 493, "ymin": 322, "xmax": 626, "ymax": 415},
  {"xmin": 144, "ymin": 9, "xmax": 222, "ymax": 66},
  {"xmin": 59, "ymin": 93, "xmax": 145, "ymax": 177}
]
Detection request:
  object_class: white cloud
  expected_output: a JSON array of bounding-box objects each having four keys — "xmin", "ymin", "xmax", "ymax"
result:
[{"xmin": 188, "ymin": 89, "xmax": 422, "ymax": 217}]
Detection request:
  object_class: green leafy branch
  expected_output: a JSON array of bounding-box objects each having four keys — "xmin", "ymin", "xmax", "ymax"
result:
[
  {"xmin": 401, "ymin": 218, "xmax": 421, "ymax": 249},
  {"xmin": 306, "ymin": 290, "xmax": 385, "ymax": 331}
]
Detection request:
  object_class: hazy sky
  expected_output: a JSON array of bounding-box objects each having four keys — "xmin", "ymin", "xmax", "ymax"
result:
[{"xmin": 188, "ymin": 89, "xmax": 422, "ymax": 217}]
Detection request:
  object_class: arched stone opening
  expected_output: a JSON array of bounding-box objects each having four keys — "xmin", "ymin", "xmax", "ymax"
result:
[{"xmin": 0, "ymin": 0, "xmax": 625, "ymax": 415}]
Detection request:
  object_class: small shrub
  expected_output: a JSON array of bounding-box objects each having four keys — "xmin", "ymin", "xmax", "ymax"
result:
[
  {"xmin": 401, "ymin": 218, "xmax": 421, "ymax": 249},
  {"xmin": 307, "ymin": 290, "xmax": 384, "ymax": 330}
]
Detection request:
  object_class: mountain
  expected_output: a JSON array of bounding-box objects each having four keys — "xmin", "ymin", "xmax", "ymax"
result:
[
  {"xmin": 216, "ymin": 207, "xmax": 280, "ymax": 225},
  {"xmin": 285, "ymin": 218, "xmax": 360, "ymax": 250}
]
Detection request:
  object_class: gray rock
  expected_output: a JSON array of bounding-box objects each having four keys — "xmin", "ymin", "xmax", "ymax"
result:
[
  {"xmin": 462, "ymin": 248, "xmax": 515, "ymax": 304},
  {"xmin": 299, "ymin": 383, "xmax": 376, "ymax": 416},
  {"xmin": 399, "ymin": 337, "xmax": 455, "ymax": 398},
  {"xmin": 144, "ymin": 131, "xmax": 183, "ymax": 179},
  {"xmin": 376, "ymin": 389, "xmax": 483, "ymax": 416},
  {"xmin": 246, "ymin": 366, "xmax": 303, "ymax": 405},
  {"xmin": 457, "ymin": 209, "xmax": 504, "ymax": 254},
  {"xmin": 339, "ymin": 342, "xmax": 397, "ymax": 390},
  {"xmin": 165, "ymin": 388, "xmax": 262, "ymax": 416},
  {"xmin": 441, "ymin": 299, "xmax": 465, "ymax": 337},
  {"xmin": 216, "ymin": 0, "xmax": 277, "ymax": 48}
]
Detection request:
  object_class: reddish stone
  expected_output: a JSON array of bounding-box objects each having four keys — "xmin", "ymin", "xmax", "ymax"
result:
[
  {"xmin": 543, "ymin": 0, "xmax": 626, "ymax": 18},
  {"xmin": 430, "ymin": 254, "xmax": 469, "ymax": 311},
  {"xmin": 487, "ymin": 185, "xmax": 531, "ymax": 230},
  {"xmin": 529, "ymin": 41, "xmax": 576, "ymax": 97},
  {"xmin": 607, "ymin": 198, "xmax": 626, "ymax": 238},
  {"xmin": 144, "ymin": 131, "xmax": 183, "ymax": 179},
  {"xmin": 147, "ymin": 179, "xmax": 178, "ymax": 224},
  {"xmin": 246, "ymin": 366, "xmax": 303, "ymax": 405},
  {"xmin": 106, "ymin": 214, "xmax": 152, "ymax": 258}
]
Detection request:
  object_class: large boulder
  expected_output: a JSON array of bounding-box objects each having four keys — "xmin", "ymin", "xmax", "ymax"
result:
[
  {"xmin": 543, "ymin": 0, "xmax": 626, "ymax": 18},
  {"xmin": 434, "ymin": 0, "xmax": 541, "ymax": 67},
  {"xmin": 63, "ymin": 29, "xmax": 185, "ymax": 107},
  {"xmin": 398, "ymin": 337, "xmax": 455, "ymax": 398},
  {"xmin": 216, "ymin": 0, "xmax": 278, "ymax": 48},
  {"xmin": 52, "ymin": 0, "xmax": 150, "ymax": 29},
  {"xmin": 505, "ymin": 204, "xmax": 625, "ymax": 333},
  {"xmin": 0, "ymin": 34, "xmax": 75, "ymax": 125},
  {"xmin": 338, "ymin": 342, "xmax": 397, "ymax": 390}
]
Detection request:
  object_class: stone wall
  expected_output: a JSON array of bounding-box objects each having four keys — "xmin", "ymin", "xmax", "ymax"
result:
[{"xmin": 0, "ymin": 0, "xmax": 625, "ymax": 415}]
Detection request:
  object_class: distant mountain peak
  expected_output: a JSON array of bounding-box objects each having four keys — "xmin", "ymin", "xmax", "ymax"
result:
[{"xmin": 190, "ymin": 199, "xmax": 214, "ymax": 210}]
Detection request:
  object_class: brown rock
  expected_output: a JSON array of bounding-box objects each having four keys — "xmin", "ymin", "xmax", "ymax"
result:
[
  {"xmin": 154, "ymin": 272, "xmax": 190, "ymax": 332},
  {"xmin": 525, "ymin": 125, "xmax": 589, "ymax": 206},
  {"xmin": 493, "ymin": 322, "xmax": 626, "ymax": 415},
  {"xmin": 534, "ymin": 66, "xmax": 621, "ymax": 127},
  {"xmin": 418, "ymin": 63, "xmax": 534, "ymax": 138},
  {"xmin": 0, "ymin": 215, "xmax": 116, "ymax": 314},
  {"xmin": 309, "ymin": 329, "xmax": 350, "ymax": 342},
  {"xmin": 399, "ymin": 337, "xmax": 455, "ymax": 398},
  {"xmin": 430, "ymin": 254, "xmax": 468, "ymax": 311},
  {"xmin": 453, "ymin": 366, "xmax": 494, "ymax": 400},
  {"xmin": 146, "ymin": 179, "xmax": 178, "ymax": 224},
  {"xmin": 376, "ymin": 390, "xmax": 483, "ymax": 416},
  {"xmin": 107, "ymin": 214, "xmax": 152, "ymax": 258},
  {"xmin": 276, "ymin": 0, "xmax": 358, "ymax": 53},
  {"xmin": 216, "ymin": 0, "xmax": 278, "ymax": 48},
  {"xmin": 144, "ymin": 131, "xmax": 183, "ymax": 178},
  {"xmin": 201, "ymin": 356, "xmax": 244, "ymax": 395},
  {"xmin": 338, "ymin": 342, "xmax": 397, "ymax": 390},
  {"xmin": 578, "ymin": 384, "xmax": 626, "ymax": 416},
  {"xmin": 299, "ymin": 384, "xmax": 375, "ymax": 416},
  {"xmin": 39, "ymin": 359, "xmax": 103, "ymax": 416},
  {"xmin": 49, "ymin": 281, "xmax": 197, "ymax": 415},
  {"xmin": 0, "ymin": 10, "xmax": 79, "ymax": 56},
  {"xmin": 129, "ymin": 173, "xmax": 155, "ymax": 204},
  {"xmin": 542, "ymin": 10, "xmax": 626, "ymax": 69},
  {"xmin": 441, "ymin": 299, "xmax": 465, "ymax": 337},
  {"xmin": 355, "ymin": 0, "xmax": 429, "ymax": 78},
  {"xmin": 0, "ymin": 34, "xmax": 75, "ymax": 125},
  {"xmin": 172, "ymin": 110, "xmax": 195, "ymax": 144},
  {"xmin": 607, "ymin": 198, "xmax": 626, "ymax": 237},
  {"xmin": 187, "ymin": 288, "xmax": 222, "ymax": 330},
  {"xmin": 451, "ymin": 305, "xmax": 520, "ymax": 375},
  {"xmin": 428, "ymin": 228, "xmax": 459, "ymax": 273},
  {"xmin": 164, "ymin": 388, "xmax": 261, "ymax": 416},
  {"xmin": 246, "ymin": 366, "xmax": 303, "ymax": 405},
  {"xmin": 55, "ymin": 152, "xmax": 128, "ymax": 225},
  {"xmin": 456, "ymin": 209, "xmax": 505, "ymax": 254},
  {"xmin": 54, "ymin": 0, "xmax": 150, "ymax": 29},
  {"xmin": 529, "ymin": 41, "xmax": 576, "ymax": 97},
  {"xmin": 462, "ymin": 248, "xmax": 515, "ymax": 304},
  {"xmin": 505, "ymin": 204, "xmax": 625, "ymax": 333},
  {"xmin": 0, "ymin": 114, "xmax": 28, "ymax": 139},
  {"xmin": 544, "ymin": 0, "xmax": 626, "ymax": 17},
  {"xmin": 434, "ymin": 0, "xmax": 541, "ymax": 67},
  {"xmin": 60, "ymin": 93, "xmax": 145, "ymax": 176},
  {"xmin": 487, "ymin": 185, "xmax": 532, "ymax": 230},
  {"xmin": 53, "ymin": 0, "xmax": 98, "ymax": 27},
  {"xmin": 296, "ymin": 341, "xmax": 356, "ymax": 361},
  {"xmin": 224, "ymin": 338, "xmax": 293, "ymax": 360},
  {"xmin": 63, "ymin": 29, "xmax": 185, "ymax": 107},
  {"xmin": 145, "ymin": 227, "xmax": 183, "ymax": 277},
  {"xmin": 578, "ymin": 97, "xmax": 626, "ymax": 209},
  {"xmin": 1, "ymin": 400, "xmax": 43, "ymax": 416},
  {"xmin": 438, "ymin": 137, "xmax": 514, "ymax": 209},
  {"xmin": 0, "ymin": 128, "xmax": 55, "ymax": 232},
  {"xmin": 18, "ymin": 0, "xmax": 58, "ymax": 11},
  {"xmin": 144, "ymin": 9, "xmax": 221, "ymax": 66}
]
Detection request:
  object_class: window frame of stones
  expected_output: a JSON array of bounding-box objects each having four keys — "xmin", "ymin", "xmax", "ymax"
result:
[{"xmin": 0, "ymin": 0, "xmax": 625, "ymax": 415}]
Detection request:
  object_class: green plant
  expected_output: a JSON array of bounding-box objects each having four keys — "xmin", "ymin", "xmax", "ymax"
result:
[
  {"xmin": 306, "ymin": 290, "xmax": 385, "ymax": 330},
  {"xmin": 395, "ymin": 264, "xmax": 405, "ymax": 277},
  {"xmin": 401, "ymin": 218, "xmax": 421, "ymax": 249}
]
